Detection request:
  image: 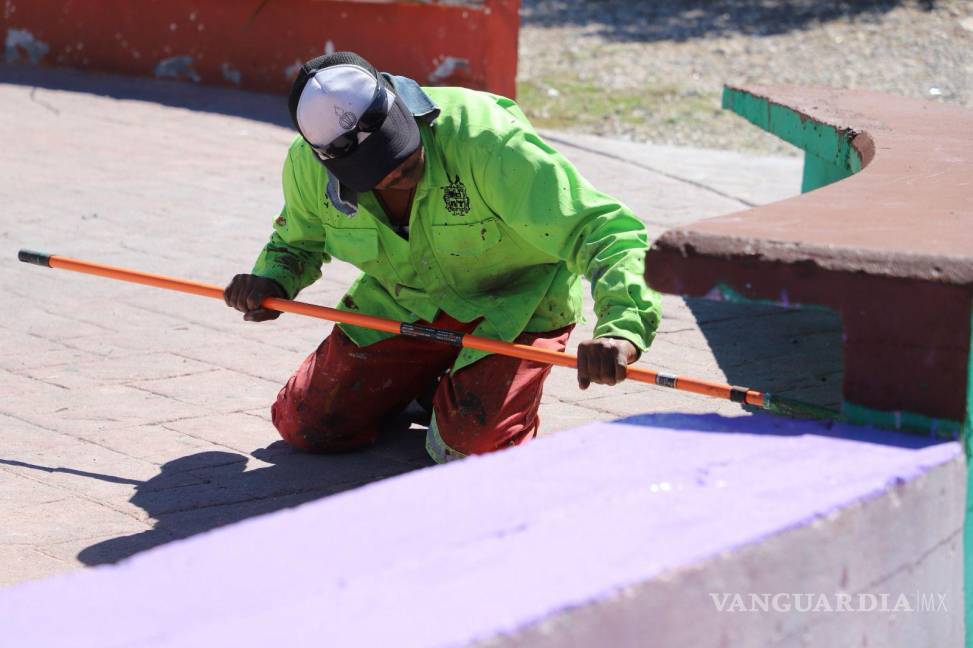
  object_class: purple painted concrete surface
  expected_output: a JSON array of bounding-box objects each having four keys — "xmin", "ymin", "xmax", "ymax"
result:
[{"xmin": 0, "ymin": 414, "xmax": 960, "ymax": 647}]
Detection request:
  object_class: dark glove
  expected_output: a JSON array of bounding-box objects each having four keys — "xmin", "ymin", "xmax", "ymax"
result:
[
  {"xmin": 576, "ymin": 337, "xmax": 639, "ymax": 389},
  {"xmin": 223, "ymin": 274, "xmax": 287, "ymax": 322}
]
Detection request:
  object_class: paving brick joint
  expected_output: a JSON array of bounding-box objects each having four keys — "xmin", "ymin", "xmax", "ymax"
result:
[{"xmin": 0, "ymin": 65, "xmax": 837, "ymax": 586}]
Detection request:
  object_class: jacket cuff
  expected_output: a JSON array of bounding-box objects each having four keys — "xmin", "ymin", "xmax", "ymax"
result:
[
  {"xmin": 252, "ymin": 266, "xmax": 301, "ymax": 300},
  {"xmin": 592, "ymin": 307, "xmax": 656, "ymax": 357}
]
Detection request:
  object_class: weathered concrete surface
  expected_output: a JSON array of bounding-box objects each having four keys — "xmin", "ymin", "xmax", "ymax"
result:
[
  {"xmin": 0, "ymin": 415, "xmax": 963, "ymax": 647},
  {"xmin": 0, "ymin": 65, "xmax": 832, "ymax": 586},
  {"xmin": 1, "ymin": 0, "xmax": 519, "ymax": 96},
  {"xmin": 657, "ymin": 86, "xmax": 973, "ymax": 284},
  {"xmin": 645, "ymin": 85, "xmax": 973, "ymax": 425}
]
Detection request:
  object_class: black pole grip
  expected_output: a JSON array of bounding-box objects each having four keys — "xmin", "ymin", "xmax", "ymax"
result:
[{"xmin": 18, "ymin": 250, "xmax": 52, "ymax": 267}]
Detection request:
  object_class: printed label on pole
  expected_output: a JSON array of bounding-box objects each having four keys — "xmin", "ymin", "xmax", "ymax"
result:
[
  {"xmin": 400, "ymin": 323, "xmax": 465, "ymax": 347},
  {"xmin": 655, "ymin": 373, "xmax": 678, "ymax": 389}
]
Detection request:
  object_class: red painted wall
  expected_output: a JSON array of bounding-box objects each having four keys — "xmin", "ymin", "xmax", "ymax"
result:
[{"xmin": 1, "ymin": 0, "xmax": 519, "ymax": 97}]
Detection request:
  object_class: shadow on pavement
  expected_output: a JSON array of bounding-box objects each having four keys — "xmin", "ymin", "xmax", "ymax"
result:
[
  {"xmin": 0, "ymin": 459, "xmax": 142, "ymax": 485},
  {"xmin": 684, "ymin": 297, "xmax": 844, "ymax": 411},
  {"xmin": 76, "ymin": 413, "xmax": 434, "ymax": 566},
  {"xmin": 0, "ymin": 63, "xmax": 289, "ymax": 128},
  {"xmin": 522, "ymin": 0, "xmax": 931, "ymax": 42}
]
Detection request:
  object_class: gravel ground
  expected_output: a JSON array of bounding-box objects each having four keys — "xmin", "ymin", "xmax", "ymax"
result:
[{"xmin": 517, "ymin": 0, "xmax": 973, "ymax": 154}]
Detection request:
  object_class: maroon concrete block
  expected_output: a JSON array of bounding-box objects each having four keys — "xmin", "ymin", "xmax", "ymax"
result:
[{"xmin": 645, "ymin": 86, "xmax": 973, "ymax": 426}]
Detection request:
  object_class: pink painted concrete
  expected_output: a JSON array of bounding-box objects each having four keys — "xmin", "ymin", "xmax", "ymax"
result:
[{"xmin": 0, "ymin": 414, "xmax": 961, "ymax": 646}]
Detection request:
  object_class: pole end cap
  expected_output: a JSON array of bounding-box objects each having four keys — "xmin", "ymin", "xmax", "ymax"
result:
[{"xmin": 18, "ymin": 250, "xmax": 52, "ymax": 267}]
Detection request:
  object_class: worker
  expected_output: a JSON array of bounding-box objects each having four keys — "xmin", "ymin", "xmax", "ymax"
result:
[{"xmin": 224, "ymin": 51, "xmax": 661, "ymax": 462}]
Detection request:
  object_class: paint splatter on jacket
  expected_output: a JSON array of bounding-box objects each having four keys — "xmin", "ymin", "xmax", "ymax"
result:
[{"xmin": 253, "ymin": 82, "xmax": 661, "ymax": 371}]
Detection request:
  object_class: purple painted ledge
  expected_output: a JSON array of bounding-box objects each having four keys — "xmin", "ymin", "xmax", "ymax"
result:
[{"xmin": 0, "ymin": 414, "xmax": 962, "ymax": 647}]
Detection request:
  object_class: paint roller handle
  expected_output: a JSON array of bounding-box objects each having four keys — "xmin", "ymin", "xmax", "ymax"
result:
[{"xmin": 18, "ymin": 250, "xmax": 52, "ymax": 267}]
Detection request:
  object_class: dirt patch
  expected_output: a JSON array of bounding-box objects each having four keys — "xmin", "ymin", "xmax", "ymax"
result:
[{"xmin": 519, "ymin": 0, "xmax": 972, "ymax": 154}]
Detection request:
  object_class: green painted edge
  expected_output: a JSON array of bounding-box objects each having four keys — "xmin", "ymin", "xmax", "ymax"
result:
[
  {"xmin": 721, "ymin": 86, "xmax": 856, "ymax": 168},
  {"xmin": 722, "ymin": 86, "xmax": 862, "ymax": 192},
  {"xmin": 802, "ymin": 153, "xmax": 853, "ymax": 193},
  {"xmin": 704, "ymin": 282, "xmax": 834, "ymax": 313},
  {"xmin": 964, "ymin": 305, "xmax": 972, "ymax": 647},
  {"xmin": 841, "ymin": 401, "xmax": 962, "ymax": 441}
]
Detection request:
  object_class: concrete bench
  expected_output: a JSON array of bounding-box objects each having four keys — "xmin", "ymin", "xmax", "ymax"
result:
[
  {"xmin": 644, "ymin": 85, "xmax": 973, "ymax": 438},
  {"xmin": 0, "ymin": 415, "xmax": 963, "ymax": 646}
]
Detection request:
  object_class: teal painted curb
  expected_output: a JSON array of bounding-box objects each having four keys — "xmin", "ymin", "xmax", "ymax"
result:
[
  {"xmin": 703, "ymin": 281, "xmax": 835, "ymax": 313},
  {"xmin": 802, "ymin": 153, "xmax": 852, "ymax": 193},
  {"xmin": 842, "ymin": 401, "xmax": 963, "ymax": 441},
  {"xmin": 721, "ymin": 86, "xmax": 861, "ymax": 194},
  {"xmin": 964, "ymin": 307, "xmax": 973, "ymax": 646},
  {"xmin": 966, "ymin": 459, "xmax": 972, "ymax": 648}
]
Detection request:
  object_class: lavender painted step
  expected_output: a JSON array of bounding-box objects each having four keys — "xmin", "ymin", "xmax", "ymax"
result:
[{"xmin": 0, "ymin": 414, "xmax": 964, "ymax": 647}]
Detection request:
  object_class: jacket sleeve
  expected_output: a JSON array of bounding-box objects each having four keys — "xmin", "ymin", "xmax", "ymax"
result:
[
  {"xmin": 474, "ymin": 126, "xmax": 662, "ymax": 353},
  {"xmin": 251, "ymin": 149, "xmax": 330, "ymax": 299}
]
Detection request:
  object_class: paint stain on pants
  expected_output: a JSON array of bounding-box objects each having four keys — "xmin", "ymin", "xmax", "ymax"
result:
[{"xmin": 271, "ymin": 312, "xmax": 573, "ymax": 456}]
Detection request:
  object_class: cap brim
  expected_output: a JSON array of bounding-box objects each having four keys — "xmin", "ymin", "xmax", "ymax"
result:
[{"xmin": 323, "ymin": 91, "xmax": 420, "ymax": 193}]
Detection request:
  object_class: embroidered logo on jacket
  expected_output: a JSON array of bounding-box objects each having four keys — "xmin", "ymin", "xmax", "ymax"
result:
[{"xmin": 443, "ymin": 175, "xmax": 471, "ymax": 215}]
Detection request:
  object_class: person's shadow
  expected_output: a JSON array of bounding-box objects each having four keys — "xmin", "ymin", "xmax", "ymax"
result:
[{"xmin": 74, "ymin": 409, "xmax": 433, "ymax": 566}]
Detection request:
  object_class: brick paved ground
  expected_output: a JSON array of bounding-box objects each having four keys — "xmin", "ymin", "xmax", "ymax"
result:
[{"xmin": 0, "ymin": 65, "xmax": 839, "ymax": 585}]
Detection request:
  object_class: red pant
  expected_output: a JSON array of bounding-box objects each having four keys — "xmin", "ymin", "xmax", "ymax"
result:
[{"xmin": 271, "ymin": 313, "xmax": 573, "ymax": 462}]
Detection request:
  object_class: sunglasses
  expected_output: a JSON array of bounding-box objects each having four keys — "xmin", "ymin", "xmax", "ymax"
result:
[{"xmin": 310, "ymin": 82, "xmax": 390, "ymax": 161}]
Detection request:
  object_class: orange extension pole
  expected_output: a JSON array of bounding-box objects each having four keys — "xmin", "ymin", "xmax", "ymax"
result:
[{"xmin": 18, "ymin": 250, "xmax": 768, "ymax": 409}]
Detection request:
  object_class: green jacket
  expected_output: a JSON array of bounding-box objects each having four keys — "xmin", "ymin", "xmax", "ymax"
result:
[{"xmin": 253, "ymin": 83, "xmax": 661, "ymax": 371}]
